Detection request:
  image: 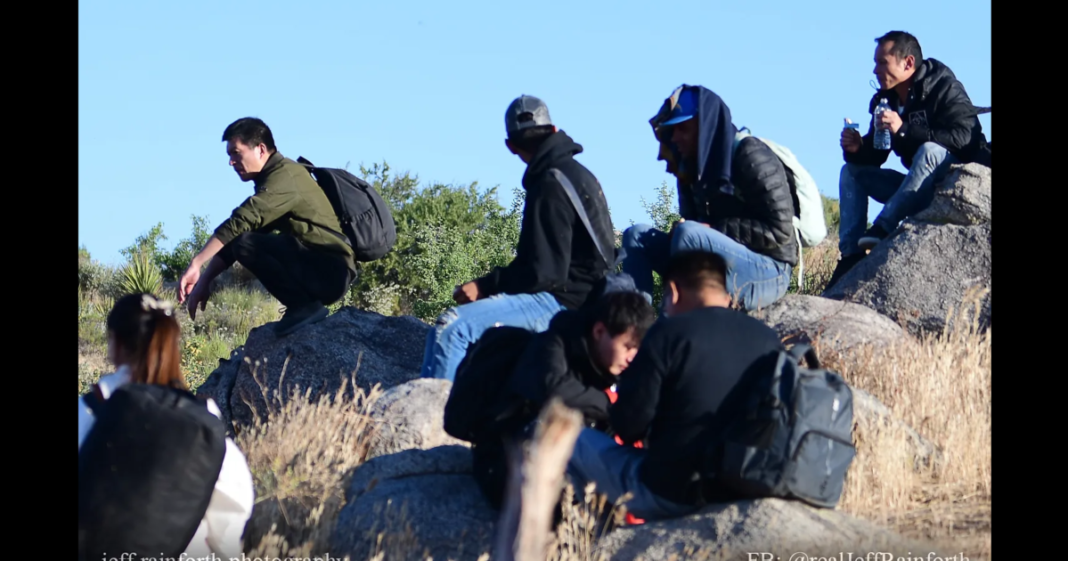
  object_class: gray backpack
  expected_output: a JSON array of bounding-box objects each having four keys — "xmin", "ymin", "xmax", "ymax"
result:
[{"xmin": 702, "ymin": 344, "xmax": 856, "ymax": 508}]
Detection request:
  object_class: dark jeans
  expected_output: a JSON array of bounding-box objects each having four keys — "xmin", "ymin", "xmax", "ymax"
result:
[{"xmin": 219, "ymin": 232, "xmax": 352, "ymax": 309}]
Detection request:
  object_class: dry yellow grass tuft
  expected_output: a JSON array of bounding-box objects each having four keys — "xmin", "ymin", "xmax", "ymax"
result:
[{"xmin": 823, "ymin": 288, "xmax": 991, "ymax": 558}]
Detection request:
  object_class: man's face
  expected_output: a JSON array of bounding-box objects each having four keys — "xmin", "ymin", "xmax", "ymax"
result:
[
  {"xmin": 873, "ymin": 41, "xmax": 914, "ymax": 90},
  {"xmin": 591, "ymin": 323, "xmax": 641, "ymax": 376},
  {"xmin": 227, "ymin": 139, "xmax": 268, "ymax": 181},
  {"xmin": 670, "ymin": 118, "xmax": 699, "ymax": 160}
]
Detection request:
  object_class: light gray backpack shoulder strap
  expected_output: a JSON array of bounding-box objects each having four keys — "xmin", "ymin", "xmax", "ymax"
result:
[{"xmin": 548, "ymin": 168, "xmax": 617, "ymax": 269}]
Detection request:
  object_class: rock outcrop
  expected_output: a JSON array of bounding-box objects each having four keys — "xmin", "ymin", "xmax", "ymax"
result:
[
  {"xmin": 823, "ymin": 163, "xmax": 991, "ymax": 337},
  {"xmin": 199, "ymin": 307, "xmax": 430, "ymax": 429},
  {"xmin": 753, "ymin": 294, "xmax": 906, "ymax": 355},
  {"xmin": 366, "ymin": 379, "xmax": 468, "ymax": 461}
]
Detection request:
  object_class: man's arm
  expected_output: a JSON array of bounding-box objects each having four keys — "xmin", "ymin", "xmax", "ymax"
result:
[
  {"xmin": 895, "ymin": 79, "xmax": 980, "ymax": 156},
  {"xmin": 610, "ymin": 324, "xmax": 669, "ymax": 445},
  {"xmin": 710, "ymin": 138, "xmax": 796, "ymax": 255},
  {"xmin": 508, "ymin": 333, "xmax": 611, "ymax": 423},
  {"xmin": 212, "ymin": 181, "xmax": 302, "ymax": 248},
  {"xmin": 475, "ymin": 181, "xmax": 573, "ymax": 297}
]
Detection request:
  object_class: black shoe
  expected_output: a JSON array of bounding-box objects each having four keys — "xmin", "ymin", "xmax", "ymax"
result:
[
  {"xmin": 825, "ymin": 253, "xmax": 866, "ymax": 291},
  {"xmin": 857, "ymin": 224, "xmax": 890, "ymax": 252},
  {"xmin": 274, "ymin": 302, "xmax": 329, "ymax": 336}
]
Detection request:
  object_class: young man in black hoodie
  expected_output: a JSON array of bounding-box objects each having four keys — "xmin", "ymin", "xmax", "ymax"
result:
[
  {"xmin": 469, "ymin": 290, "xmax": 657, "ymax": 509},
  {"xmin": 827, "ymin": 31, "xmax": 990, "ymax": 289},
  {"xmin": 420, "ymin": 95, "xmax": 617, "ymax": 382},
  {"xmin": 619, "ymin": 85, "xmax": 797, "ymax": 312},
  {"xmin": 565, "ymin": 250, "xmax": 785, "ymax": 521}
]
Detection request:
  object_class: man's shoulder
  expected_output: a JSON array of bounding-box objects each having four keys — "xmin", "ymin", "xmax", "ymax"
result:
[
  {"xmin": 260, "ymin": 156, "xmax": 317, "ymax": 191},
  {"xmin": 677, "ymin": 306, "xmax": 780, "ymax": 339}
]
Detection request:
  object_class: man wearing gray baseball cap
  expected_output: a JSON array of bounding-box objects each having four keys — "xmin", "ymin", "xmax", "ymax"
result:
[{"xmin": 420, "ymin": 94, "xmax": 617, "ymax": 383}]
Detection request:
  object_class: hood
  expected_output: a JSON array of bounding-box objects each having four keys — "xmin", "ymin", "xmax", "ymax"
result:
[
  {"xmin": 522, "ymin": 130, "xmax": 584, "ymax": 189},
  {"xmin": 650, "ymin": 85, "xmax": 737, "ymax": 193}
]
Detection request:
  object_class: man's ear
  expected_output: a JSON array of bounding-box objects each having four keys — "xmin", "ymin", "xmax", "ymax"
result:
[
  {"xmin": 591, "ymin": 320, "xmax": 607, "ymax": 341},
  {"xmin": 667, "ymin": 280, "xmax": 680, "ymax": 306}
]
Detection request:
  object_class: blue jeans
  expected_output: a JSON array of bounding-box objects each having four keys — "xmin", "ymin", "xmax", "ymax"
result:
[
  {"xmin": 419, "ymin": 292, "xmax": 565, "ymax": 383},
  {"xmin": 565, "ymin": 428, "xmax": 699, "ymax": 521},
  {"xmin": 838, "ymin": 142, "xmax": 958, "ymax": 258},
  {"xmin": 620, "ymin": 221, "xmax": 792, "ymax": 311}
]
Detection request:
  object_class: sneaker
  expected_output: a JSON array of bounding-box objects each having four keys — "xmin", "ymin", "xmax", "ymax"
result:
[
  {"xmin": 274, "ymin": 302, "xmax": 329, "ymax": 336},
  {"xmin": 857, "ymin": 224, "xmax": 890, "ymax": 252},
  {"xmin": 825, "ymin": 253, "xmax": 866, "ymax": 291}
]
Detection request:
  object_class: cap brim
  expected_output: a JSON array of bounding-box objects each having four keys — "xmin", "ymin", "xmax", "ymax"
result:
[{"xmin": 660, "ymin": 114, "xmax": 694, "ymax": 126}]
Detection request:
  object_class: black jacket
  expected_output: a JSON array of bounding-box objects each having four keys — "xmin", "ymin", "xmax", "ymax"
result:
[
  {"xmin": 502, "ymin": 309, "xmax": 616, "ymax": 433},
  {"xmin": 475, "ymin": 131, "xmax": 616, "ymax": 310},
  {"xmin": 845, "ymin": 58, "xmax": 988, "ymax": 170},
  {"xmin": 671, "ymin": 86, "xmax": 798, "ymax": 266},
  {"xmin": 610, "ymin": 305, "xmax": 785, "ymax": 505},
  {"xmin": 706, "ymin": 137, "xmax": 799, "ymax": 266}
]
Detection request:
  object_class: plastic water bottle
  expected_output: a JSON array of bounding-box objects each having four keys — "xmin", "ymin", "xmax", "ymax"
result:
[{"xmin": 873, "ymin": 98, "xmax": 892, "ymax": 150}]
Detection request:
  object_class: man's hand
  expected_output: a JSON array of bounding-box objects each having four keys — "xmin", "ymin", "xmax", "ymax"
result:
[
  {"xmin": 453, "ymin": 281, "xmax": 482, "ymax": 305},
  {"xmin": 177, "ymin": 265, "xmax": 201, "ymax": 304},
  {"xmin": 841, "ymin": 127, "xmax": 862, "ymax": 153},
  {"xmin": 877, "ymin": 109, "xmax": 903, "ymax": 134},
  {"xmin": 184, "ymin": 281, "xmax": 211, "ymax": 321}
]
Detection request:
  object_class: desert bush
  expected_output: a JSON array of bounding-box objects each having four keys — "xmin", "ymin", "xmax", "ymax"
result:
[{"xmin": 118, "ymin": 250, "xmax": 164, "ymax": 296}]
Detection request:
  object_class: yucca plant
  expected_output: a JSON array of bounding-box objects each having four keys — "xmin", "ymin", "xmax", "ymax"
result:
[{"xmin": 119, "ymin": 251, "xmax": 164, "ymax": 297}]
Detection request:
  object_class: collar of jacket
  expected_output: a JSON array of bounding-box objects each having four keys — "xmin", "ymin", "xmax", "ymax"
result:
[{"xmin": 253, "ymin": 151, "xmax": 286, "ymax": 188}]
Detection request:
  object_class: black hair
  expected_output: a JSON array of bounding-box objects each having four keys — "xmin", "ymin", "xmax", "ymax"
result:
[
  {"xmin": 507, "ymin": 121, "xmax": 555, "ymax": 153},
  {"xmin": 663, "ymin": 250, "xmax": 728, "ymax": 295},
  {"xmin": 876, "ymin": 31, "xmax": 923, "ymax": 64},
  {"xmin": 221, "ymin": 117, "xmax": 277, "ymax": 152},
  {"xmin": 588, "ymin": 291, "xmax": 657, "ymax": 341}
]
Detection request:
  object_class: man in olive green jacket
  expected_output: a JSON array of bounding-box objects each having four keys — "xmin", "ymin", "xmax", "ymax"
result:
[{"xmin": 177, "ymin": 117, "xmax": 356, "ymax": 336}]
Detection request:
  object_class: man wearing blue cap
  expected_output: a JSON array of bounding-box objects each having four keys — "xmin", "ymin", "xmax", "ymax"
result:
[
  {"xmin": 619, "ymin": 85, "xmax": 798, "ymax": 311},
  {"xmin": 419, "ymin": 94, "xmax": 617, "ymax": 383}
]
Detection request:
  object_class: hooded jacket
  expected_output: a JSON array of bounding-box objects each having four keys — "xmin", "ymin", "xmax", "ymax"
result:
[
  {"xmin": 475, "ymin": 131, "xmax": 617, "ymax": 310},
  {"xmin": 651, "ymin": 86, "xmax": 798, "ymax": 266},
  {"xmin": 845, "ymin": 57, "xmax": 989, "ymax": 170}
]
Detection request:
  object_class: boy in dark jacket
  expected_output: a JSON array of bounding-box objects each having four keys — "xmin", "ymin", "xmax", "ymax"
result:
[
  {"xmin": 619, "ymin": 85, "xmax": 796, "ymax": 312},
  {"xmin": 420, "ymin": 95, "xmax": 617, "ymax": 382},
  {"xmin": 565, "ymin": 250, "xmax": 785, "ymax": 521},
  {"xmin": 827, "ymin": 31, "xmax": 989, "ymax": 289},
  {"xmin": 470, "ymin": 290, "xmax": 656, "ymax": 510}
]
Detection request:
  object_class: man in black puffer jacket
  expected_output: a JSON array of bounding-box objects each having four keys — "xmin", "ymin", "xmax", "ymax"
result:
[
  {"xmin": 619, "ymin": 85, "xmax": 796, "ymax": 311},
  {"xmin": 827, "ymin": 31, "xmax": 990, "ymax": 290},
  {"xmin": 469, "ymin": 290, "xmax": 657, "ymax": 510},
  {"xmin": 420, "ymin": 95, "xmax": 618, "ymax": 382}
]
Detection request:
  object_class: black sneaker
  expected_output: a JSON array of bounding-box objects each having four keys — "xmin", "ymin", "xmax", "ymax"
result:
[
  {"xmin": 825, "ymin": 253, "xmax": 866, "ymax": 291},
  {"xmin": 857, "ymin": 224, "xmax": 890, "ymax": 252},
  {"xmin": 274, "ymin": 302, "xmax": 329, "ymax": 336}
]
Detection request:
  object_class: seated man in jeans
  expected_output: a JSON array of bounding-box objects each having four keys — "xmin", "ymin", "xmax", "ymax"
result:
[
  {"xmin": 827, "ymin": 31, "xmax": 990, "ymax": 289},
  {"xmin": 565, "ymin": 250, "xmax": 785, "ymax": 521},
  {"xmin": 621, "ymin": 85, "xmax": 797, "ymax": 312},
  {"xmin": 420, "ymin": 95, "xmax": 617, "ymax": 382},
  {"xmin": 178, "ymin": 117, "xmax": 356, "ymax": 336}
]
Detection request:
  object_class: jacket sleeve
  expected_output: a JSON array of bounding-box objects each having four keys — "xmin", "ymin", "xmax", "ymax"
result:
[
  {"xmin": 508, "ymin": 333, "xmax": 611, "ymax": 423},
  {"xmin": 475, "ymin": 178, "xmax": 573, "ymax": 297},
  {"xmin": 844, "ymin": 95, "xmax": 891, "ymax": 167},
  {"xmin": 213, "ymin": 174, "xmax": 301, "ymax": 246},
  {"xmin": 895, "ymin": 79, "xmax": 979, "ymax": 156},
  {"xmin": 610, "ymin": 324, "xmax": 668, "ymax": 445},
  {"xmin": 710, "ymin": 138, "xmax": 797, "ymax": 256}
]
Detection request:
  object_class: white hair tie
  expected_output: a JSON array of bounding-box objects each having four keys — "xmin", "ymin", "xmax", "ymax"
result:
[{"xmin": 140, "ymin": 294, "xmax": 174, "ymax": 316}]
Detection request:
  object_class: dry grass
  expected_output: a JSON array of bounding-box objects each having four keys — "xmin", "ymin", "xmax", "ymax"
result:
[
  {"xmin": 790, "ymin": 235, "xmax": 841, "ymax": 296},
  {"xmin": 236, "ymin": 358, "xmax": 386, "ymax": 558},
  {"xmin": 823, "ymin": 288, "xmax": 992, "ymax": 558}
]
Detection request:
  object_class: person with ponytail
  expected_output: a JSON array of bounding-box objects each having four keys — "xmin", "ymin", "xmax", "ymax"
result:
[{"xmin": 78, "ymin": 293, "xmax": 255, "ymax": 557}]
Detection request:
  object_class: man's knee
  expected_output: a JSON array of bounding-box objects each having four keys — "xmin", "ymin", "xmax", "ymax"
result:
[
  {"xmin": 914, "ymin": 142, "xmax": 949, "ymax": 170},
  {"xmin": 622, "ymin": 223, "xmax": 656, "ymax": 249},
  {"xmin": 230, "ymin": 232, "xmax": 263, "ymax": 262},
  {"xmin": 671, "ymin": 220, "xmax": 715, "ymax": 250},
  {"xmin": 839, "ymin": 163, "xmax": 866, "ymax": 189}
]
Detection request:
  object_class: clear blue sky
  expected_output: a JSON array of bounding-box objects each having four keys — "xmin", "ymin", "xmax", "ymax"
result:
[{"xmin": 79, "ymin": 0, "xmax": 991, "ymax": 266}]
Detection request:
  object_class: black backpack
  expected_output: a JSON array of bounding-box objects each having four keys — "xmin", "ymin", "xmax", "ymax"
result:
[
  {"xmin": 443, "ymin": 326, "xmax": 537, "ymax": 443},
  {"xmin": 702, "ymin": 344, "xmax": 856, "ymax": 509},
  {"xmin": 297, "ymin": 156, "xmax": 397, "ymax": 263},
  {"xmin": 78, "ymin": 383, "xmax": 228, "ymax": 560}
]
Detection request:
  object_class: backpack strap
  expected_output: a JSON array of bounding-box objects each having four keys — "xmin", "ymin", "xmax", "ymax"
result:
[
  {"xmin": 788, "ymin": 343, "xmax": 820, "ymax": 369},
  {"xmin": 548, "ymin": 168, "xmax": 621, "ymax": 270}
]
